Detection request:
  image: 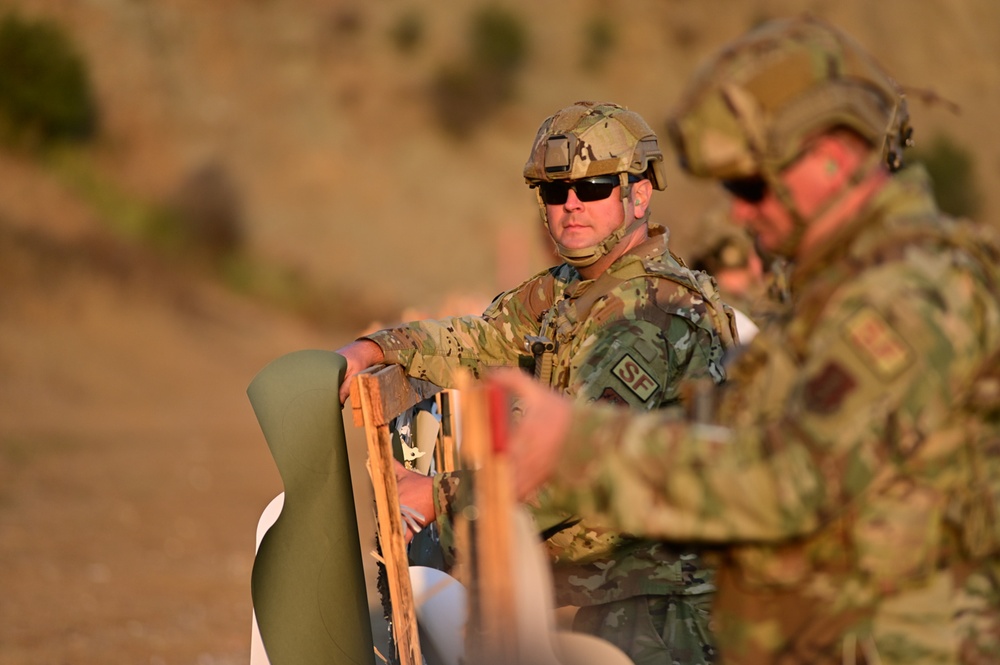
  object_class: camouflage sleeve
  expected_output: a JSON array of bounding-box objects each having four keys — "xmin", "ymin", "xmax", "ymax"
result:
[
  {"xmin": 364, "ymin": 287, "xmax": 541, "ymax": 387},
  {"xmin": 570, "ymin": 316, "xmax": 717, "ymax": 408},
  {"xmin": 428, "ymin": 470, "xmax": 473, "ymax": 568},
  {"xmin": 543, "ymin": 257, "xmax": 997, "ymax": 543}
]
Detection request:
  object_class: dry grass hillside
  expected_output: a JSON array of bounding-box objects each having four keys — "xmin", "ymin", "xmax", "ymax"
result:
[
  {"xmin": 1, "ymin": 1, "xmax": 999, "ymax": 663},
  {"xmin": 6, "ymin": 0, "xmax": 1000, "ymax": 311}
]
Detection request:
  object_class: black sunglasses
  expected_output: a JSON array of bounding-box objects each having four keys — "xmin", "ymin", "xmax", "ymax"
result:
[
  {"xmin": 721, "ymin": 177, "xmax": 768, "ymax": 204},
  {"xmin": 538, "ymin": 174, "xmax": 638, "ymax": 205}
]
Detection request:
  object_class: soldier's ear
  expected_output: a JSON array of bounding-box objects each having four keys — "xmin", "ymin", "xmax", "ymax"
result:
[{"xmin": 632, "ymin": 178, "xmax": 654, "ymax": 215}]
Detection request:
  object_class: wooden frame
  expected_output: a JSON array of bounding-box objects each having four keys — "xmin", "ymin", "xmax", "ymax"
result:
[
  {"xmin": 434, "ymin": 390, "xmax": 459, "ymax": 474},
  {"xmin": 349, "ymin": 367, "xmax": 634, "ymax": 665},
  {"xmin": 350, "ymin": 365, "xmax": 441, "ymax": 665}
]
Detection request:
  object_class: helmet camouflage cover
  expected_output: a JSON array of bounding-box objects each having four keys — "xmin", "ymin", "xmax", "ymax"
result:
[
  {"xmin": 667, "ymin": 15, "xmax": 912, "ymax": 182},
  {"xmin": 524, "ymin": 101, "xmax": 667, "ymax": 189}
]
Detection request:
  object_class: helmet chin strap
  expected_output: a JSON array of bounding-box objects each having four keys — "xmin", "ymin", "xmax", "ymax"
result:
[
  {"xmin": 556, "ymin": 213, "xmax": 647, "ymax": 267},
  {"xmin": 539, "ymin": 173, "xmax": 643, "ymax": 269}
]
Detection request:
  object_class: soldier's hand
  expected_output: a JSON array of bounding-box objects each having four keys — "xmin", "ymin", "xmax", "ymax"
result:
[
  {"xmin": 394, "ymin": 459, "xmax": 434, "ymax": 544},
  {"xmin": 335, "ymin": 339, "xmax": 385, "ymax": 404},
  {"xmin": 488, "ymin": 369, "xmax": 571, "ymax": 499}
]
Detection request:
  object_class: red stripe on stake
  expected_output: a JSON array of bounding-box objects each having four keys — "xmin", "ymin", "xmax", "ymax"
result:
[{"xmin": 487, "ymin": 383, "xmax": 508, "ymax": 454}]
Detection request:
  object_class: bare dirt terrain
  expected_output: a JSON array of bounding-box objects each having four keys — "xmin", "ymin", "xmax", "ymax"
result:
[
  {"xmin": 0, "ymin": 151, "xmax": 347, "ymax": 664},
  {"xmin": 2, "ymin": 2, "xmax": 999, "ymax": 664}
]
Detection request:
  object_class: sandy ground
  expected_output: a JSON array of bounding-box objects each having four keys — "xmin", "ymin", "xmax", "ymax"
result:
[
  {"xmin": 0, "ymin": 263, "xmax": 390, "ymax": 665},
  {"xmin": 0, "ymin": 152, "xmax": 391, "ymax": 664}
]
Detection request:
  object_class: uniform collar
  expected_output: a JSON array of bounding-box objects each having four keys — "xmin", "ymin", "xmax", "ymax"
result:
[
  {"xmin": 562, "ymin": 223, "xmax": 669, "ymax": 298},
  {"xmin": 613, "ymin": 223, "xmax": 670, "ymax": 267}
]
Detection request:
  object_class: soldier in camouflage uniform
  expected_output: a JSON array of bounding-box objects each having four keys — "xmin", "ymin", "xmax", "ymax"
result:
[
  {"xmin": 492, "ymin": 16, "xmax": 1000, "ymax": 665},
  {"xmin": 338, "ymin": 101, "xmax": 736, "ymax": 664},
  {"xmin": 687, "ymin": 206, "xmax": 765, "ymax": 345}
]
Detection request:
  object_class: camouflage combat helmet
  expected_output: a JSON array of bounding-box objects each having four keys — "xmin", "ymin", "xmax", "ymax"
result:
[
  {"xmin": 668, "ymin": 16, "xmax": 911, "ymax": 180},
  {"xmin": 524, "ymin": 101, "xmax": 667, "ymax": 186},
  {"xmin": 524, "ymin": 101, "xmax": 667, "ymax": 268},
  {"xmin": 667, "ymin": 16, "xmax": 912, "ymax": 254}
]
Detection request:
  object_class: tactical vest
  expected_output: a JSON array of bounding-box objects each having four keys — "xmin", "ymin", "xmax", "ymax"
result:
[
  {"xmin": 529, "ymin": 251, "xmax": 737, "ymax": 391},
  {"xmin": 528, "ymin": 250, "xmax": 737, "ymax": 592}
]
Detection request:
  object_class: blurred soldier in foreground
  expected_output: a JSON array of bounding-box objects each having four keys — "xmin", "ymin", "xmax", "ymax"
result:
[
  {"xmin": 687, "ymin": 206, "xmax": 765, "ymax": 344},
  {"xmin": 492, "ymin": 16, "xmax": 1000, "ymax": 665},
  {"xmin": 338, "ymin": 101, "xmax": 735, "ymax": 664}
]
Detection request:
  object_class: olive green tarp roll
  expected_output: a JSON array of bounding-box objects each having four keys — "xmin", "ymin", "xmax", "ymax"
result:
[{"xmin": 248, "ymin": 350, "xmax": 374, "ymax": 665}]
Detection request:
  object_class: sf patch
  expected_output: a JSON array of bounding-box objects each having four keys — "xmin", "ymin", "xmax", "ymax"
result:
[
  {"xmin": 612, "ymin": 354, "xmax": 660, "ymax": 402},
  {"xmin": 842, "ymin": 306, "xmax": 913, "ymax": 380}
]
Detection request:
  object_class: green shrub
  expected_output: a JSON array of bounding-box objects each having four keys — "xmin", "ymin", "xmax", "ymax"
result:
[
  {"xmin": 910, "ymin": 133, "xmax": 982, "ymax": 219},
  {"xmin": 470, "ymin": 5, "xmax": 527, "ymax": 75},
  {"xmin": 220, "ymin": 255, "xmax": 393, "ymax": 331},
  {"xmin": 430, "ymin": 65, "xmax": 491, "ymax": 137},
  {"xmin": 430, "ymin": 5, "xmax": 529, "ymax": 138},
  {"xmin": 166, "ymin": 162, "xmax": 246, "ymax": 261},
  {"xmin": 390, "ymin": 9, "xmax": 424, "ymax": 54},
  {"xmin": 0, "ymin": 12, "xmax": 98, "ymax": 146},
  {"xmin": 581, "ymin": 15, "xmax": 617, "ymax": 72}
]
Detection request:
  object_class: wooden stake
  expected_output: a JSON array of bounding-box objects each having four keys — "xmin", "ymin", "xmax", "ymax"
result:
[
  {"xmin": 353, "ymin": 366, "xmax": 435, "ymax": 665},
  {"xmin": 435, "ymin": 390, "xmax": 459, "ymax": 474},
  {"xmin": 460, "ymin": 378, "xmax": 519, "ymax": 665}
]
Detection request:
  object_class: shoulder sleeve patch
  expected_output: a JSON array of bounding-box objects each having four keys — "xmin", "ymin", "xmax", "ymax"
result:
[
  {"xmin": 803, "ymin": 361, "xmax": 857, "ymax": 414},
  {"xmin": 612, "ymin": 353, "xmax": 661, "ymax": 401},
  {"xmin": 596, "ymin": 387, "xmax": 629, "ymax": 406},
  {"xmin": 841, "ymin": 306, "xmax": 913, "ymax": 380}
]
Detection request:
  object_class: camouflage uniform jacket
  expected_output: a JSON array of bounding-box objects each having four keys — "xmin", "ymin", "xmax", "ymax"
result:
[
  {"xmin": 365, "ymin": 224, "xmax": 730, "ymax": 607},
  {"xmin": 541, "ymin": 166, "xmax": 1000, "ymax": 664}
]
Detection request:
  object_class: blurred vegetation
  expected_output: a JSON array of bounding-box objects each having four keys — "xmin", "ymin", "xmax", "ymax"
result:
[
  {"xmin": 47, "ymin": 149, "xmax": 177, "ymax": 247},
  {"xmin": 470, "ymin": 5, "xmax": 528, "ymax": 74},
  {"xmin": 669, "ymin": 21, "xmax": 702, "ymax": 50},
  {"xmin": 330, "ymin": 6, "xmax": 364, "ymax": 36},
  {"xmin": 430, "ymin": 5, "xmax": 529, "ymax": 138},
  {"xmin": 0, "ymin": 12, "xmax": 98, "ymax": 148},
  {"xmin": 581, "ymin": 14, "xmax": 617, "ymax": 72},
  {"xmin": 45, "ymin": 149, "xmax": 382, "ymax": 330},
  {"xmin": 166, "ymin": 162, "xmax": 246, "ymax": 262},
  {"xmin": 218, "ymin": 254, "xmax": 388, "ymax": 330},
  {"xmin": 389, "ymin": 8, "xmax": 424, "ymax": 53},
  {"xmin": 910, "ymin": 132, "xmax": 982, "ymax": 219}
]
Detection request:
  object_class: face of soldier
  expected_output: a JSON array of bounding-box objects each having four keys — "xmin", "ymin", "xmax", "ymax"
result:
[
  {"xmin": 544, "ymin": 182, "xmax": 628, "ymax": 251},
  {"xmin": 729, "ymin": 134, "xmax": 859, "ymax": 256},
  {"xmin": 729, "ymin": 189, "xmax": 792, "ymax": 255}
]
